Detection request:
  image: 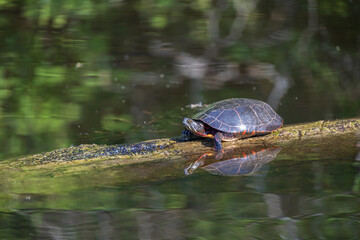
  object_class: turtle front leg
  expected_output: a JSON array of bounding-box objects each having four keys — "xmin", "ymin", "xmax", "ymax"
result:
[
  {"xmin": 181, "ymin": 129, "xmax": 192, "ymax": 140},
  {"xmin": 214, "ymin": 132, "xmax": 224, "ymax": 151}
]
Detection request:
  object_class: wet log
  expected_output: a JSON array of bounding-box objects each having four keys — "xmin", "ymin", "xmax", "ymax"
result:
[
  {"xmin": 0, "ymin": 118, "xmax": 358, "ymax": 196},
  {"xmin": 4, "ymin": 117, "xmax": 359, "ymax": 170}
]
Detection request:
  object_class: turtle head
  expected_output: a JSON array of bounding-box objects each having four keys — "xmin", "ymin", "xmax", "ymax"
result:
[{"xmin": 182, "ymin": 117, "xmax": 207, "ymax": 136}]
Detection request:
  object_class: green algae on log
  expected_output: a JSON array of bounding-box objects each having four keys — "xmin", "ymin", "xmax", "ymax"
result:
[
  {"xmin": 12, "ymin": 139, "xmax": 176, "ymax": 167},
  {"xmin": 0, "ymin": 118, "xmax": 358, "ymax": 197},
  {"xmin": 8, "ymin": 118, "xmax": 360, "ymax": 168}
]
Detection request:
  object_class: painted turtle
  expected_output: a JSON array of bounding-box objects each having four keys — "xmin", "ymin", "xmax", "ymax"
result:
[{"xmin": 182, "ymin": 98, "xmax": 283, "ymax": 151}]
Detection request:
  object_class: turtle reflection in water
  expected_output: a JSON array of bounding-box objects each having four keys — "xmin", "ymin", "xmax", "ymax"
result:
[{"xmin": 184, "ymin": 148, "xmax": 281, "ymax": 176}]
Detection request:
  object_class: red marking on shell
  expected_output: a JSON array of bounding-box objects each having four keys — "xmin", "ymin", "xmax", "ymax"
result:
[
  {"xmin": 242, "ymin": 130, "xmax": 246, "ymax": 135},
  {"xmin": 251, "ymin": 130, "xmax": 255, "ymax": 135}
]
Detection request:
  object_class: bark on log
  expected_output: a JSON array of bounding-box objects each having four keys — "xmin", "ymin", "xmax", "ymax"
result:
[
  {"xmin": 0, "ymin": 118, "xmax": 358, "ymax": 195},
  {"xmin": 4, "ymin": 118, "xmax": 359, "ymax": 171}
]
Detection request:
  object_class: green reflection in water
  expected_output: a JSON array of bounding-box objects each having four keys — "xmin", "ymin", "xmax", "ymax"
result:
[
  {"xmin": 0, "ymin": 0, "xmax": 359, "ymax": 238},
  {"xmin": 0, "ymin": 154, "xmax": 359, "ymax": 239},
  {"xmin": 0, "ymin": 0, "xmax": 359, "ymax": 158}
]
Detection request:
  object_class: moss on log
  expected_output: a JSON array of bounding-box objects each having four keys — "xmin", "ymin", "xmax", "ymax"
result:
[
  {"xmin": 0, "ymin": 118, "xmax": 358, "ymax": 196},
  {"xmin": 4, "ymin": 118, "xmax": 359, "ymax": 170}
]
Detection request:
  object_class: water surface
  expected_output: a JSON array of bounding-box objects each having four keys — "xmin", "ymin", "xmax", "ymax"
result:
[{"xmin": 0, "ymin": 0, "xmax": 359, "ymax": 239}]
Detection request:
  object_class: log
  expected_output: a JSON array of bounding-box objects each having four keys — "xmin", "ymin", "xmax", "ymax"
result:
[
  {"xmin": 0, "ymin": 118, "xmax": 358, "ymax": 195},
  {"xmin": 6, "ymin": 118, "xmax": 360, "ymax": 169}
]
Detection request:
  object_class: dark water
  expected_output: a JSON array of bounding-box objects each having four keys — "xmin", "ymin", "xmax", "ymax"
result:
[
  {"xmin": 0, "ymin": 0, "xmax": 359, "ymax": 239},
  {"xmin": 2, "ymin": 150, "xmax": 359, "ymax": 239}
]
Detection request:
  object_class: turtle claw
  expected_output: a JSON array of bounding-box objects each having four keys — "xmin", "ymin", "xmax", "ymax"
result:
[
  {"xmin": 215, "ymin": 150, "xmax": 224, "ymax": 160},
  {"xmin": 184, "ymin": 153, "xmax": 208, "ymax": 175},
  {"xmin": 184, "ymin": 160, "xmax": 204, "ymax": 175}
]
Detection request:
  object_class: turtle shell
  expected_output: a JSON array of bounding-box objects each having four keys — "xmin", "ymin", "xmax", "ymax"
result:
[{"xmin": 193, "ymin": 98, "xmax": 282, "ymax": 134}]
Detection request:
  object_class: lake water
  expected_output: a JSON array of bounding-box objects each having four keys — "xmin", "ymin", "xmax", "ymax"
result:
[{"xmin": 0, "ymin": 1, "xmax": 359, "ymax": 239}]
